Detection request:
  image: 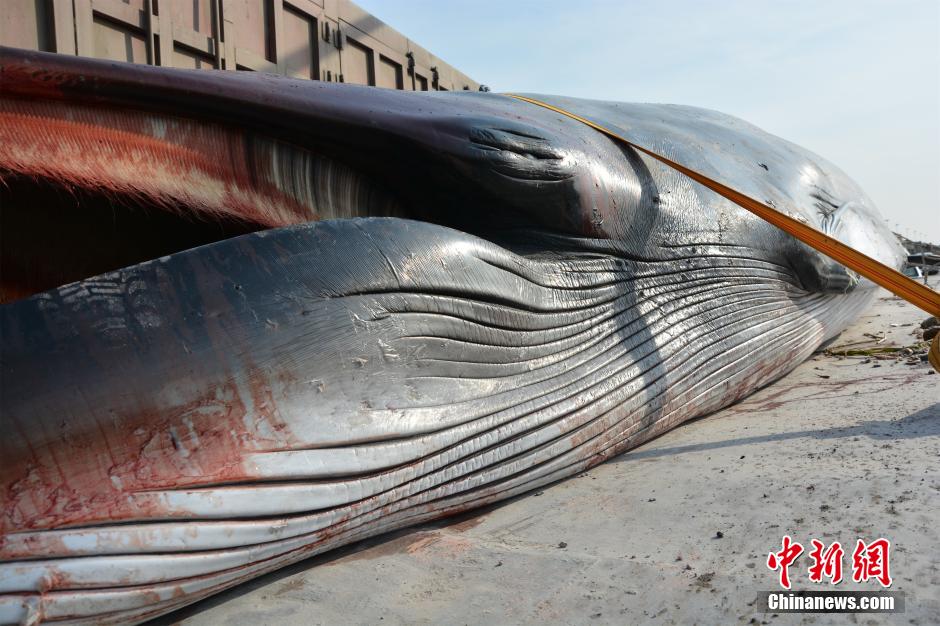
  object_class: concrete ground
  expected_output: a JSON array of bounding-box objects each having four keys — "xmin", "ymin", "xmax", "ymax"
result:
[{"xmin": 161, "ymin": 288, "xmax": 939, "ymax": 626}]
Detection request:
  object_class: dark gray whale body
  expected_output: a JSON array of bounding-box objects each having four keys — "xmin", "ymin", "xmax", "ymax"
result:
[{"xmin": 0, "ymin": 48, "xmax": 903, "ymax": 623}]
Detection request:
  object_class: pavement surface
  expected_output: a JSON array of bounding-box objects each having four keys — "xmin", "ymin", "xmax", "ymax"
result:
[{"xmin": 160, "ymin": 288, "xmax": 940, "ymax": 626}]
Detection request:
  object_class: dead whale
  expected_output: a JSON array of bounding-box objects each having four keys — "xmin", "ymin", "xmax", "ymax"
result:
[{"xmin": 0, "ymin": 47, "xmax": 905, "ymax": 624}]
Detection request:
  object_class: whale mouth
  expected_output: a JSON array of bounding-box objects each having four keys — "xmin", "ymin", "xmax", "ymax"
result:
[
  {"xmin": 0, "ymin": 76, "xmax": 407, "ymax": 303},
  {"xmin": 2, "ymin": 47, "xmax": 619, "ymax": 305},
  {"xmin": 0, "ymin": 175, "xmax": 262, "ymax": 302}
]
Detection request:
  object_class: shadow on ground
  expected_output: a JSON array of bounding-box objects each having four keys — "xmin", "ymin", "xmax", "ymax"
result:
[{"xmin": 615, "ymin": 403, "xmax": 940, "ymax": 463}]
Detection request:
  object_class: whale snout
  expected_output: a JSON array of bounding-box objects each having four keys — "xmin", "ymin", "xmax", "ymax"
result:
[{"xmin": 825, "ymin": 200, "xmax": 907, "ymax": 273}]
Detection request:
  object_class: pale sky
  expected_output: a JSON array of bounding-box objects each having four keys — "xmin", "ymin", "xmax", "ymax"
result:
[{"xmin": 357, "ymin": 0, "xmax": 940, "ymax": 243}]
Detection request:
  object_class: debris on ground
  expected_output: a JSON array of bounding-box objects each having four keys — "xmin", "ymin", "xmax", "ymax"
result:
[{"xmin": 821, "ymin": 315, "xmax": 937, "ymax": 365}]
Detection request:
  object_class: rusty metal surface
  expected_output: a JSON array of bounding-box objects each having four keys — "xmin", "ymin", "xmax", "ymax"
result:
[{"xmin": 0, "ymin": 49, "xmax": 906, "ymax": 623}]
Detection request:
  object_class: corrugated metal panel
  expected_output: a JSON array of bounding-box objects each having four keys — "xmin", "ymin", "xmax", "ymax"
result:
[
  {"xmin": 342, "ymin": 36, "xmax": 373, "ymax": 85},
  {"xmin": 376, "ymin": 54, "xmax": 402, "ymax": 89},
  {"xmin": 230, "ymin": 0, "xmax": 275, "ymax": 69},
  {"xmin": 0, "ymin": 0, "xmax": 480, "ymax": 91},
  {"xmin": 91, "ymin": 13, "xmax": 149, "ymax": 64},
  {"xmin": 0, "ymin": 0, "xmax": 54, "ymax": 51},
  {"xmin": 171, "ymin": 0, "xmax": 215, "ymax": 38},
  {"xmin": 282, "ymin": 4, "xmax": 317, "ymax": 79}
]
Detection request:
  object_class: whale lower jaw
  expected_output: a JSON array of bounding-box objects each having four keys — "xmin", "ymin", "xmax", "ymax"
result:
[{"xmin": 0, "ymin": 219, "xmax": 873, "ymax": 625}]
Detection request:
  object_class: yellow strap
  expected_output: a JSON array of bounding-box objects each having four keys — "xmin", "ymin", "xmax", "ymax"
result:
[{"xmin": 506, "ymin": 93, "xmax": 940, "ymax": 370}]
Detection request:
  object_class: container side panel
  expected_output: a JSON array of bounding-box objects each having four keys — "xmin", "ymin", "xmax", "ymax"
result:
[
  {"xmin": 342, "ymin": 36, "xmax": 373, "ymax": 85},
  {"xmin": 92, "ymin": 15, "xmax": 148, "ymax": 64},
  {"xmin": 0, "ymin": 0, "xmax": 53, "ymax": 51},
  {"xmin": 173, "ymin": 45, "xmax": 217, "ymax": 69},
  {"xmin": 282, "ymin": 5, "xmax": 317, "ymax": 79},
  {"xmin": 376, "ymin": 54, "xmax": 402, "ymax": 89},
  {"xmin": 171, "ymin": 0, "xmax": 215, "ymax": 36},
  {"xmin": 231, "ymin": 0, "xmax": 274, "ymax": 62}
]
